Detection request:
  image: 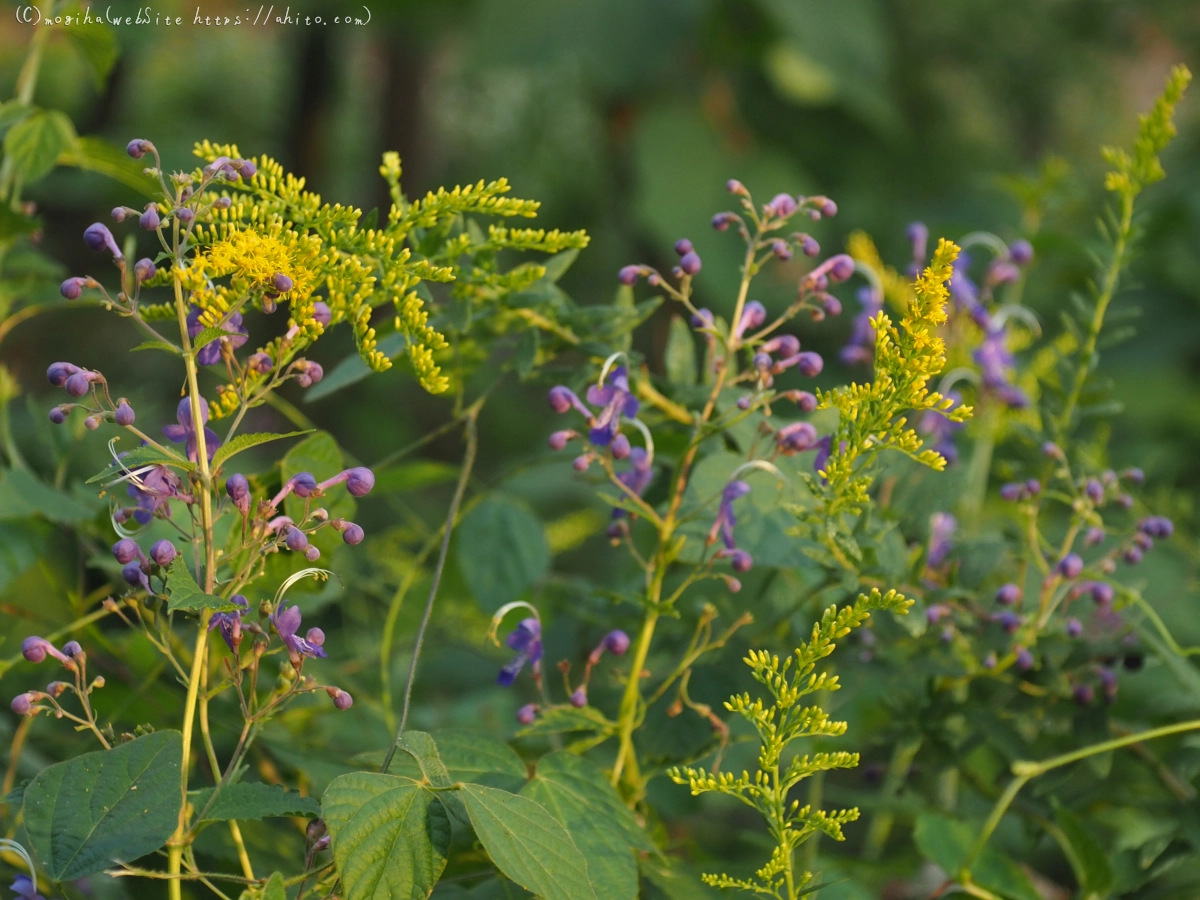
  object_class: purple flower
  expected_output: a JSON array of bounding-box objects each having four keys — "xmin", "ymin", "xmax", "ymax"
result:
[
  {"xmin": 1091, "ymin": 581, "xmax": 1115, "ymax": 605},
  {"xmin": 341, "ymin": 522, "xmax": 365, "ymax": 545},
  {"xmin": 732, "ymin": 302, "xmax": 767, "ymax": 342},
  {"xmin": 84, "ymin": 222, "xmax": 122, "ymax": 258},
  {"xmin": 285, "ymin": 526, "xmax": 309, "ymax": 552},
  {"xmin": 498, "ymin": 618, "xmax": 542, "ymax": 686},
  {"xmin": 1009, "ymin": 240, "xmax": 1034, "ymax": 266},
  {"xmin": 840, "ymin": 286, "xmax": 883, "ymax": 366},
  {"xmin": 227, "ymin": 473, "xmax": 251, "ymax": 514},
  {"xmin": 272, "ymin": 604, "xmax": 328, "ymax": 663},
  {"xmin": 61, "ymin": 277, "xmax": 87, "ymax": 299},
  {"xmin": 135, "ymin": 258, "xmax": 157, "ymax": 283},
  {"xmin": 1066, "ymin": 618, "xmax": 1083, "ymax": 638},
  {"xmin": 1085, "ymin": 526, "xmax": 1106, "ymax": 546},
  {"xmin": 315, "ymin": 467, "xmax": 375, "ymax": 497},
  {"xmin": 776, "ymin": 421, "xmax": 818, "ymax": 454},
  {"xmin": 209, "ymin": 595, "xmax": 249, "ymax": 652},
  {"xmin": 126, "ymin": 464, "xmax": 183, "ymax": 524},
  {"xmin": 708, "ymin": 480, "xmax": 751, "ymax": 552},
  {"xmin": 140, "ymin": 204, "xmax": 161, "ymax": 231},
  {"xmin": 603, "ymin": 630, "xmax": 630, "ymax": 655},
  {"xmin": 113, "ymin": 538, "xmax": 142, "ymax": 565},
  {"xmin": 927, "ymin": 512, "xmax": 957, "ymax": 567},
  {"xmin": 618, "ymin": 265, "xmax": 641, "ymax": 285},
  {"xmin": 516, "ymin": 704, "xmax": 537, "ymax": 725},
  {"xmin": 21, "ymin": 636, "xmax": 69, "ymax": 665},
  {"xmin": 994, "ymin": 611, "xmax": 1022, "ymax": 634},
  {"xmin": 1139, "ymin": 516, "xmax": 1174, "ymax": 538},
  {"xmin": 680, "ymin": 252, "xmax": 702, "ymax": 275},
  {"xmin": 765, "ymin": 193, "xmax": 798, "ymax": 218},
  {"xmin": 126, "ymin": 139, "xmax": 152, "ymax": 159},
  {"xmin": 331, "ymin": 689, "xmax": 353, "ymax": 710},
  {"xmin": 187, "ymin": 306, "xmax": 248, "ymax": 366},
  {"xmin": 123, "ymin": 561, "xmax": 149, "ymax": 590},
  {"xmin": 163, "ymin": 396, "xmax": 221, "ymax": 463},
  {"xmin": 974, "ymin": 327, "xmax": 1029, "ymax": 408},
  {"xmin": 584, "ymin": 367, "xmax": 640, "ymax": 446},
  {"xmin": 10, "ymin": 876, "xmax": 44, "ymax": 900},
  {"xmin": 569, "ymin": 688, "xmax": 588, "ymax": 708},
  {"xmin": 1073, "ymin": 684, "xmax": 1094, "ymax": 706},
  {"xmin": 1015, "ymin": 648, "xmax": 1034, "ymax": 671}
]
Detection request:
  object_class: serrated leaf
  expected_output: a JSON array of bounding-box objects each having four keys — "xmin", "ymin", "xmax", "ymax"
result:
[
  {"xmin": 0, "ymin": 468, "xmax": 95, "ymax": 524},
  {"xmin": 192, "ymin": 326, "xmax": 229, "ymax": 354},
  {"xmin": 322, "ymin": 773, "xmax": 450, "ymax": 900},
  {"xmin": 664, "ymin": 316, "xmax": 697, "ymax": 386},
  {"xmin": 190, "ymin": 782, "xmax": 321, "ymax": 822},
  {"xmin": 460, "ymin": 783, "xmax": 597, "ymax": 900},
  {"xmin": 22, "ymin": 730, "xmax": 182, "ymax": 880},
  {"xmin": 456, "ymin": 497, "xmax": 549, "ymax": 611},
  {"xmin": 212, "ymin": 430, "xmax": 313, "ymax": 470},
  {"xmin": 4, "ymin": 109, "xmax": 76, "ymax": 182},
  {"xmin": 129, "ymin": 340, "xmax": 181, "ymax": 355},
  {"xmin": 1052, "ymin": 802, "xmax": 1114, "ymax": 899},
  {"xmin": 521, "ymin": 752, "xmax": 653, "ymax": 900},
  {"xmin": 165, "ymin": 557, "xmax": 235, "ymax": 612}
]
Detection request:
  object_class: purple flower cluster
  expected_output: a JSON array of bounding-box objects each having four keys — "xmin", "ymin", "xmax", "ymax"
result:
[
  {"xmin": 547, "ymin": 367, "xmax": 640, "ymax": 463},
  {"xmin": 163, "ymin": 396, "xmax": 221, "ymax": 463},
  {"xmin": 708, "ymin": 480, "xmax": 754, "ymax": 579},
  {"xmin": 114, "ymin": 536, "xmax": 178, "ymax": 590},
  {"xmin": 498, "ymin": 618, "xmax": 543, "ymax": 687}
]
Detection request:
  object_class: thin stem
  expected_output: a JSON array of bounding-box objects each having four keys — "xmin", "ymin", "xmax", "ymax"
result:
[
  {"xmin": 861, "ymin": 735, "xmax": 922, "ymax": 861},
  {"xmin": 382, "ymin": 405, "xmax": 481, "ymax": 771}
]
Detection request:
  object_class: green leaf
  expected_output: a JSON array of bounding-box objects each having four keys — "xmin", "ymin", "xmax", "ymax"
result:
[
  {"xmin": 261, "ymin": 872, "xmax": 286, "ymax": 900},
  {"xmin": 57, "ymin": 137, "xmax": 159, "ymax": 196},
  {"xmin": 305, "ymin": 332, "xmax": 407, "ymax": 402},
  {"xmin": 322, "ymin": 773, "xmax": 450, "ymax": 900},
  {"xmin": 394, "ymin": 731, "xmax": 468, "ymax": 822},
  {"xmin": 0, "ymin": 468, "xmax": 95, "ymax": 524},
  {"xmin": 212, "ymin": 430, "xmax": 313, "ymax": 470},
  {"xmin": 664, "ymin": 316, "xmax": 697, "ymax": 386},
  {"xmin": 282, "ymin": 431, "xmax": 354, "ymax": 522},
  {"xmin": 4, "ymin": 109, "xmax": 77, "ymax": 182},
  {"xmin": 129, "ymin": 340, "xmax": 181, "ymax": 355},
  {"xmin": 190, "ymin": 782, "xmax": 321, "ymax": 822},
  {"xmin": 0, "ymin": 520, "xmax": 51, "ymax": 595},
  {"xmin": 165, "ymin": 557, "xmax": 235, "ymax": 613},
  {"xmin": 0, "ymin": 101, "xmax": 32, "ymax": 140},
  {"xmin": 365, "ymin": 731, "xmax": 527, "ymax": 792},
  {"xmin": 192, "ymin": 326, "xmax": 229, "ymax": 354},
  {"xmin": 914, "ymin": 814, "xmax": 1041, "ymax": 900},
  {"xmin": 516, "ymin": 328, "xmax": 540, "ymax": 379},
  {"xmin": 459, "ymin": 783, "xmax": 597, "ymax": 900},
  {"xmin": 542, "ymin": 249, "xmax": 580, "ymax": 283},
  {"xmin": 521, "ymin": 752, "xmax": 652, "ymax": 900},
  {"xmin": 22, "ymin": 730, "xmax": 182, "ymax": 881},
  {"xmin": 373, "ymin": 460, "xmax": 459, "ymax": 495},
  {"xmin": 1052, "ymin": 803, "xmax": 1114, "ymax": 899},
  {"xmin": 456, "ymin": 497, "xmax": 550, "ymax": 610},
  {"xmin": 516, "ymin": 705, "xmax": 617, "ymax": 739},
  {"xmin": 86, "ymin": 444, "xmax": 193, "ymax": 483},
  {"xmin": 62, "ymin": 17, "xmax": 118, "ymax": 89}
]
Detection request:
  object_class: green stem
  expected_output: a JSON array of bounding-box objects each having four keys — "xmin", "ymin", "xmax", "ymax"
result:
[
  {"xmin": 381, "ymin": 405, "xmax": 481, "ymax": 771},
  {"xmin": 861, "ymin": 735, "xmax": 922, "ymax": 861},
  {"xmin": 961, "ymin": 717, "xmax": 1200, "ymax": 879},
  {"xmin": 1055, "ymin": 191, "xmax": 1133, "ymax": 436}
]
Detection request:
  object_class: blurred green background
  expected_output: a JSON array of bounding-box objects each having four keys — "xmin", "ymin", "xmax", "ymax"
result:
[{"xmin": 3, "ymin": 0, "xmax": 1200, "ymax": 894}]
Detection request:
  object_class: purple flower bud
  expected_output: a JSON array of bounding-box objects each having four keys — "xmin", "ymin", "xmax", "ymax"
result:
[
  {"xmin": 226, "ymin": 473, "xmax": 250, "ymax": 511},
  {"xmin": 248, "ymin": 352, "xmax": 273, "ymax": 374},
  {"xmin": 711, "ymin": 212, "xmax": 732, "ymax": 231},
  {"xmin": 66, "ymin": 372, "xmax": 92, "ymax": 397},
  {"xmin": 273, "ymin": 272, "xmax": 294, "ymax": 293},
  {"xmin": 611, "ymin": 433, "xmax": 631, "ymax": 460},
  {"xmin": 60, "ymin": 277, "xmax": 87, "ymax": 299},
  {"xmin": 548, "ymin": 430, "xmax": 574, "ymax": 451},
  {"xmin": 996, "ymin": 611, "xmax": 1022, "ymax": 634},
  {"xmin": 796, "ymin": 352, "xmax": 823, "ymax": 377},
  {"xmin": 772, "ymin": 240, "xmax": 792, "ymax": 261},
  {"xmin": 84, "ymin": 222, "xmax": 122, "ymax": 258},
  {"xmin": 1057, "ymin": 554, "xmax": 1084, "ymax": 579},
  {"xmin": 296, "ymin": 361, "xmax": 324, "ymax": 387},
  {"xmin": 926, "ymin": 604, "xmax": 949, "ymax": 624},
  {"xmin": 115, "ymin": 400, "xmax": 136, "ymax": 426},
  {"xmin": 1122, "ymin": 467, "xmax": 1145, "ymax": 484},
  {"xmin": 1139, "ymin": 516, "xmax": 1174, "ymax": 538},
  {"xmin": 1085, "ymin": 527, "xmax": 1105, "ymax": 546},
  {"xmin": 995, "ymin": 583, "xmax": 1021, "ymax": 605},
  {"xmin": 306, "ymin": 627, "xmax": 325, "ymax": 646},
  {"xmin": 342, "ymin": 523, "xmax": 365, "ymax": 545},
  {"xmin": 1015, "ymin": 648, "xmax": 1034, "ymax": 671},
  {"xmin": 238, "ymin": 159, "xmax": 258, "ymax": 178},
  {"xmin": 140, "ymin": 205, "xmax": 161, "ymax": 231},
  {"xmin": 674, "ymin": 238, "xmax": 694, "ymax": 256},
  {"xmin": 214, "ymin": 197, "xmax": 232, "ymax": 210},
  {"xmin": 1009, "ymin": 239, "xmax": 1034, "ymax": 266},
  {"xmin": 312, "ymin": 301, "xmax": 332, "ymax": 327},
  {"xmin": 122, "ymin": 561, "xmax": 149, "ymax": 588},
  {"xmin": 1133, "ymin": 532, "xmax": 1153, "ymax": 551},
  {"xmin": 679, "ymin": 252, "xmax": 702, "ymax": 275},
  {"xmin": 332, "ymin": 689, "xmax": 353, "ymax": 710},
  {"xmin": 794, "ymin": 391, "xmax": 817, "ymax": 412},
  {"xmin": 177, "ymin": 207, "xmax": 195, "ymax": 225},
  {"xmin": 62, "ymin": 640, "xmax": 81, "ymax": 658},
  {"xmin": 548, "ymin": 386, "xmax": 575, "ymax": 414},
  {"xmin": 150, "ymin": 540, "xmax": 177, "ymax": 567},
  {"xmin": 753, "ymin": 352, "xmax": 772, "ymax": 372},
  {"xmin": 1042, "ymin": 441, "xmax": 1063, "ymax": 459},
  {"xmin": 49, "ymin": 406, "xmax": 67, "ymax": 425},
  {"xmin": 1085, "ymin": 479, "xmax": 1104, "ymax": 503},
  {"xmin": 1066, "ymin": 618, "xmax": 1083, "ymax": 638},
  {"xmin": 618, "ymin": 265, "xmax": 640, "ymax": 285},
  {"xmin": 10, "ymin": 693, "xmax": 34, "ymax": 715},
  {"xmin": 22, "ymin": 636, "xmax": 64, "ymax": 664},
  {"xmin": 1025, "ymin": 479, "xmax": 1041, "ymax": 495},
  {"xmin": 113, "ymin": 539, "xmax": 140, "ymax": 564},
  {"xmin": 982, "ymin": 652, "xmax": 997, "ymax": 670},
  {"xmin": 1091, "ymin": 581, "xmax": 1114, "ymax": 605},
  {"xmin": 765, "ymin": 193, "xmax": 797, "ymax": 218},
  {"xmin": 135, "ymin": 258, "xmax": 156, "ymax": 283},
  {"xmin": 999, "ymin": 482, "xmax": 1023, "ymax": 502},
  {"xmin": 1124, "ymin": 545, "xmax": 1144, "ymax": 565},
  {"xmin": 516, "ymin": 703, "xmax": 537, "ymax": 725},
  {"xmin": 305, "ymin": 545, "xmax": 321, "ymax": 561},
  {"xmin": 569, "ymin": 688, "xmax": 588, "ymax": 708},
  {"xmin": 604, "ymin": 630, "xmax": 630, "ymax": 655},
  {"xmin": 126, "ymin": 139, "xmax": 151, "ymax": 159},
  {"xmin": 345, "ymin": 467, "xmax": 375, "ymax": 497},
  {"xmin": 47, "ymin": 362, "xmax": 80, "ymax": 387},
  {"xmin": 1073, "ymin": 683, "xmax": 1094, "ymax": 706},
  {"xmin": 573, "ymin": 454, "xmax": 591, "ymax": 473},
  {"xmin": 290, "ymin": 472, "xmax": 318, "ymax": 498},
  {"xmin": 729, "ymin": 549, "xmax": 753, "ymax": 573},
  {"xmin": 726, "ymin": 179, "xmax": 746, "ymax": 195},
  {"xmin": 84, "ymin": 415, "xmax": 100, "ymax": 431},
  {"xmin": 285, "ymin": 527, "xmax": 309, "ymax": 552},
  {"xmin": 737, "ymin": 396, "xmax": 751, "ymax": 411},
  {"xmin": 799, "ymin": 235, "xmax": 819, "ymax": 257},
  {"xmin": 827, "ymin": 254, "xmax": 855, "ymax": 283},
  {"xmin": 112, "ymin": 206, "xmax": 128, "ymax": 222}
]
